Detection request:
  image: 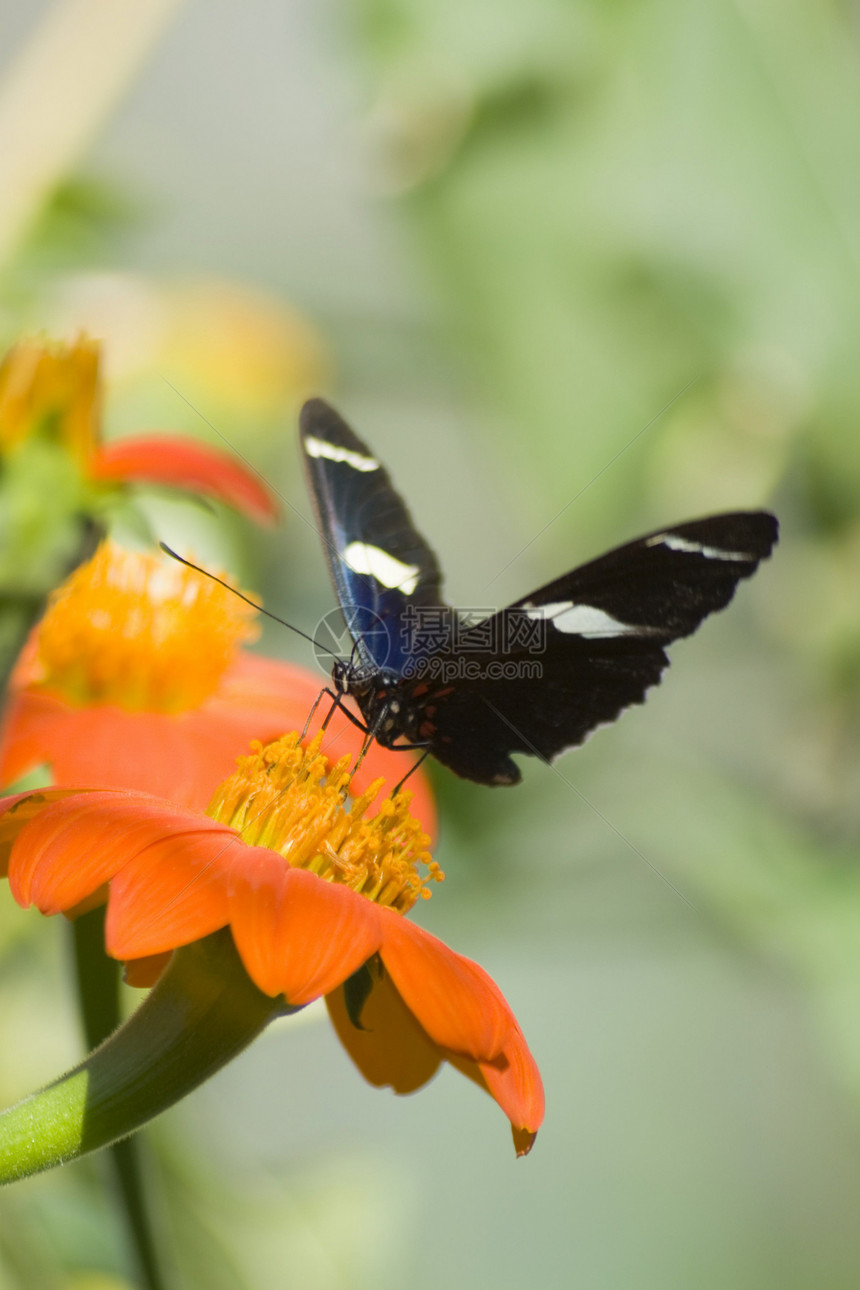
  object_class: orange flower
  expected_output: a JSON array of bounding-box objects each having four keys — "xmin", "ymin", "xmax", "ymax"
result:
[
  {"xmin": 0, "ymin": 541, "xmax": 435, "ymax": 835},
  {"xmin": 0, "ymin": 735, "xmax": 543, "ymax": 1155},
  {"xmin": 0, "ymin": 335, "xmax": 276, "ymax": 522}
]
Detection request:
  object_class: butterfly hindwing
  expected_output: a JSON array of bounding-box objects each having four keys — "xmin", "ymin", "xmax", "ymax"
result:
[{"xmin": 413, "ymin": 646, "xmax": 669, "ymax": 784}]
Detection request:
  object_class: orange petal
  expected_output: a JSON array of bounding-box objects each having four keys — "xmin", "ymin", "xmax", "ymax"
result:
[
  {"xmin": 7, "ymin": 790, "xmax": 203, "ymax": 912},
  {"xmin": 380, "ymin": 915, "xmax": 513, "ymax": 1062},
  {"xmin": 326, "ymin": 966, "xmax": 441, "ymax": 1093},
  {"xmin": 230, "ymin": 862, "xmax": 383, "ymax": 1002},
  {"xmin": 0, "ymin": 788, "xmax": 83, "ymax": 877},
  {"xmin": 105, "ymin": 825, "xmax": 242, "ymax": 958},
  {"xmin": 482, "ymin": 1033, "xmax": 545, "ymax": 1148},
  {"xmin": 0, "ymin": 693, "xmax": 235, "ymax": 810},
  {"xmin": 0, "ymin": 683, "xmax": 307, "ymax": 815},
  {"xmin": 0, "ymin": 688, "xmax": 54, "ymax": 788},
  {"xmin": 449, "ymin": 1022, "xmax": 545, "ymax": 1156},
  {"xmin": 90, "ymin": 435, "xmax": 278, "ymax": 524}
]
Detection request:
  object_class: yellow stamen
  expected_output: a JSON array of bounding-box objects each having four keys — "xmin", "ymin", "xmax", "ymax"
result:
[
  {"xmin": 207, "ymin": 732, "xmax": 444, "ymax": 913},
  {"xmin": 32, "ymin": 540, "xmax": 259, "ymax": 712},
  {"xmin": 0, "ymin": 335, "xmax": 100, "ymax": 465}
]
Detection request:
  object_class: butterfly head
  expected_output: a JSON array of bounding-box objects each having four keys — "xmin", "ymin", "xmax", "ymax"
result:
[
  {"xmin": 332, "ymin": 656, "xmax": 369, "ymax": 698},
  {"xmin": 331, "ymin": 656, "xmax": 417, "ymax": 746}
]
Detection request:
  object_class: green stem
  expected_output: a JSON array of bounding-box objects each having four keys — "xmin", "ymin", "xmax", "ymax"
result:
[
  {"xmin": 0, "ymin": 929, "xmax": 291, "ymax": 1184},
  {"xmin": 109, "ymin": 1138, "xmax": 169, "ymax": 1290},
  {"xmin": 72, "ymin": 905, "xmax": 122, "ymax": 1050},
  {"xmin": 72, "ymin": 909, "xmax": 169, "ymax": 1290}
]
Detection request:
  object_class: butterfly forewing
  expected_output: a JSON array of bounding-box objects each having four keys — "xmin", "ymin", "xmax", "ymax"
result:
[
  {"xmin": 513, "ymin": 512, "xmax": 779, "ymax": 637},
  {"xmin": 405, "ymin": 512, "xmax": 778, "ymax": 783},
  {"xmin": 300, "ymin": 399, "xmax": 445, "ymax": 672}
]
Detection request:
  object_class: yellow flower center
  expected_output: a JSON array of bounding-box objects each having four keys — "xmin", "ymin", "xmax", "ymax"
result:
[
  {"xmin": 207, "ymin": 732, "xmax": 443, "ymax": 913},
  {"xmin": 0, "ymin": 335, "xmax": 99, "ymax": 465},
  {"xmin": 31, "ymin": 540, "xmax": 259, "ymax": 712}
]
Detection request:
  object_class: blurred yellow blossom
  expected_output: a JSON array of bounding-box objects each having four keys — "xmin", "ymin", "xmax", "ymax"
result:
[{"xmin": 0, "ymin": 334, "xmax": 99, "ymax": 465}]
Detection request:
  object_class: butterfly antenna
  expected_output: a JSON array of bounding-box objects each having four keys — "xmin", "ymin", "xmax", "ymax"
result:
[
  {"xmin": 348, "ymin": 632, "xmax": 363, "ymax": 668},
  {"xmin": 349, "ymin": 609, "xmax": 395, "ymax": 671},
  {"xmin": 159, "ymin": 542, "xmax": 341, "ymax": 660}
]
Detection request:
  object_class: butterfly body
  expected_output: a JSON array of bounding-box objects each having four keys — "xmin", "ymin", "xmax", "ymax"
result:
[{"xmin": 301, "ymin": 398, "xmax": 778, "ymax": 785}]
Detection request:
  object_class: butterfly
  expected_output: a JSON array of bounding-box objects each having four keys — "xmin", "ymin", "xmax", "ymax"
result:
[{"xmin": 300, "ymin": 397, "xmax": 778, "ymax": 785}]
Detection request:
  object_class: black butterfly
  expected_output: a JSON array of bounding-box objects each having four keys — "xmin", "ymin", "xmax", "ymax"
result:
[{"xmin": 300, "ymin": 398, "xmax": 778, "ymax": 785}]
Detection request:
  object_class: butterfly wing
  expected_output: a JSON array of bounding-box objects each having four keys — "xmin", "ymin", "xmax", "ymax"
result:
[
  {"xmin": 300, "ymin": 398, "xmax": 446, "ymax": 672},
  {"xmin": 415, "ymin": 511, "xmax": 779, "ymax": 783}
]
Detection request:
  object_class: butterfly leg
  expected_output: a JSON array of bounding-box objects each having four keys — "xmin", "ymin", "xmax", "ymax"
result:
[
  {"xmin": 391, "ymin": 749, "xmax": 430, "ymax": 798},
  {"xmin": 318, "ymin": 689, "xmax": 346, "ymax": 733},
  {"xmin": 302, "ymin": 687, "xmax": 374, "ymax": 740},
  {"xmin": 308, "ymin": 691, "xmax": 379, "ymax": 789},
  {"xmin": 349, "ymin": 699, "xmax": 405, "ymax": 776},
  {"xmin": 325, "ymin": 697, "xmax": 374, "ymax": 737},
  {"xmin": 301, "ymin": 687, "xmax": 340, "ymax": 740},
  {"xmin": 350, "ymin": 730, "xmax": 376, "ymax": 778}
]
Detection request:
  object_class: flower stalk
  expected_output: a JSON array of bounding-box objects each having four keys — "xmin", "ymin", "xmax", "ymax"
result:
[
  {"xmin": 0, "ymin": 930, "xmax": 293, "ymax": 1184},
  {"xmin": 72, "ymin": 909, "xmax": 169, "ymax": 1290}
]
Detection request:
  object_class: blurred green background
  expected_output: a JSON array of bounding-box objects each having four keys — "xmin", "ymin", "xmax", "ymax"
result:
[{"xmin": 1, "ymin": 1, "xmax": 860, "ymax": 1287}]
